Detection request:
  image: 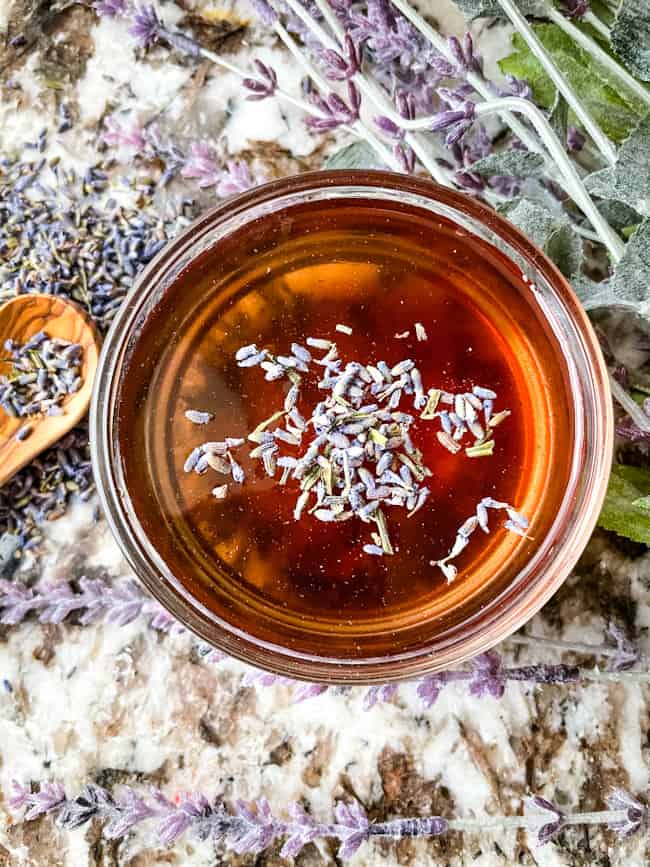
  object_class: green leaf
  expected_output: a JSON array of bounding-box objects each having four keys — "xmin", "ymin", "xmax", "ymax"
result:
[
  {"xmin": 611, "ymin": 0, "xmax": 650, "ymax": 82},
  {"xmin": 471, "ymin": 150, "xmax": 545, "ymax": 180},
  {"xmin": 548, "ymin": 94, "xmax": 569, "ymax": 144},
  {"xmin": 498, "ymin": 24, "xmax": 645, "ymax": 142},
  {"xmin": 324, "ymin": 141, "xmax": 387, "ymax": 170},
  {"xmin": 499, "ymin": 31, "xmax": 556, "ymax": 109},
  {"xmin": 545, "ymin": 223, "xmax": 582, "ymax": 278},
  {"xmin": 585, "ymin": 113, "xmax": 650, "ymax": 217},
  {"xmin": 599, "ymin": 463, "xmax": 650, "ymax": 544}
]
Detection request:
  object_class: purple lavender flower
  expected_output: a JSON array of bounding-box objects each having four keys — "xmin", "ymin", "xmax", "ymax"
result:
[
  {"xmin": 319, "ymin": 35, "xmax": 361, "ymax": 81},
  {"xmin": 9, "ymin": 780, "xmax": 30, "ymax": 812},
  {"xmin": 566, "ymin": 125, "xmax": 586, "ymax": 153},
  {"xmin": 243, "ymin": 60, "xmax": 279, "ymax": 101},
  {"xmin": 307, "ymin": 82, "xmax": 361, "ymax": 131},
  {"xmin": 156, "ymin": 792, "xmax": 216, "ymax": 845},
  {"xmin": 216, "ymin": 160, "xmax": 261, "ymax": 198},
  {"xmin": 0, "ymin": 579, "xmax": 41, "ymax": 624},
  {"xmin": 429, "ymin": 90, "xmax": 476, "ymax": 146},
  {"xmin": 104, "ymin": 788, "xmax": 157, "ymax": 838},
  {"xmin": 291, "ymin": 681, "xmax": 329, "ymax": 702},
  {"xmin": 559, "ymin": 0, "xmax": 589, "ymax": 18},
  {"xmin": 252, "ymin": 0, "xmax": 278, "ymax": 26},
  {"xmin": 606, "ymin": 789, "xmax": 648, "ymax": 838},
  {"xmin": 617, "ymin": 396, "xmax": 650, "ymax": 441},
  {"xmin": 180, "ymin": 142, "xmax": 222, "ymax": 189},
  {"xmin": 448, "ymin": 33, "xmax": 483, "ymax": 77},
  {"xmin": 607, "ymin": 623, "xmax": 641, "ymax": 672},
  {"xmin": 529, "ymin": 796, "xmax": 566, "ymax": 845},
  {"xmin": 502, "ymin": 74, "xmax": 533, "ymax": 101},
  {"xmin": 375, "ymin": 115, "xmax": 404, "ymax": 139},
  {"xmin": 334, "ymin": 799, "xmax": 370, "ymax": 858},
  {"xmin": 397, "ymin": 90, "xmax": 415, "ymax": 121},
  {"xmin": 57, "ymin": 784, "xmax": 114, "ymax": 829},
  {"xmin": 242, "ymin": 669, "xmax": 293, "ymax": 688},
  {"xmin": 363, "ymin": 683, "xmax": 398, "ymax": 710},
  {"xmin": 130, "ymin": 4, "xmax": 162, "ymax": 48},
  {"xmin": 13, "ymin": 781, "xmax": 67, "ymax": 820},
  {"xmin": 468, "ymin": 651, "xmax": 506, "ymax": 699},
  {"xmin": 103, "ymin": 116, "xmax": 146, "ymax": 150},
  {"xmin": 416, "ymin": 676, "xmax": 442, "ymax": 707},
  {"xmin": 228, "ymin": 798, "xmax": 287, "ymax": 854},
  {"xmin": 280, "ymin": 803, "xmax": 325, "ymax": 858},
  {"xmin": 94, "ymin": 0, "xmax": 126, "ymax": 16}
]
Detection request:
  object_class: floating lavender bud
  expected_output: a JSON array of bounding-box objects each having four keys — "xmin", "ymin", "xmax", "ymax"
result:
[
  {"xmin": 363, "ymin": 543, "xmax": 384, "ymax": 556},
  {"xmin": 211, "ymin": 484, "xmax": 228, "ymax": 499},
  {"xmin": 236, "ymin": 344, "xmax": 260, "ymax": 361},
  {"xmin": 183, "ymin": 447, "xmax": 202, "ymax": 473},
  {"xmin": 473, "ymin": 385, "xmax": 497, "ymax": 400},
  {"xmin": 185, "ymin": 410, "xmax": 213, "ymax": 425},
  {"xmin": 335, "ymin": 323, "xmax": 353, "ymax": 335},
  {"xmin": 306, "ymin": 337, "xmax": 333, "ymax": 350},
  {"xmin": 415, "ymin": 322, "xmax": 428, "ymax": 341}
]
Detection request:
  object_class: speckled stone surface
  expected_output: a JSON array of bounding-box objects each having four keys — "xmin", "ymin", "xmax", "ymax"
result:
[{"xmin": 0, "ymin": 2, "xmax": 648, "ymax": 865}]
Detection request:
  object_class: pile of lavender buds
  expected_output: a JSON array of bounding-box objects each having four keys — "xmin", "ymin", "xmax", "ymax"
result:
[
  {"xmin": 184, "ymin": 331, "xmax": 527, "ymax": 578},
  {"xmin": 0, "ymin": 332, "xmax": 83, "ymax": 441},
  {"xmin": 0, "ymin": 140, "xmax": 193, "ymax": 555}
]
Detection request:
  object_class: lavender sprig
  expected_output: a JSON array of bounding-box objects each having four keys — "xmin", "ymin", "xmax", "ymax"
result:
[
  {"xmin": 0, "ymin": 575, "xmax": 175, "ymax": 630},
  {"xmin": 8, "ymin": 780, "xmax": 647, "ymax": 855},
  {"xmin": 415, "ymin": 651, "xmax": 579, "ymax": 708}
]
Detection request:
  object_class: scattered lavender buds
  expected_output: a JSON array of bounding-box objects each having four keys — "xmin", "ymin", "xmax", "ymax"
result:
[
  {"xmin": 0, "ymin": 144, "xmax": 188, "ymax": 546},
  {"xmin": 182, "ymin": 332, "xmax": 525, "ymax": 574},
  {"xmin": 0, "ymin": 332, "xmax": 83, "ymax": 426},
  {"xmin": 0, "ymin": 147, "xmax": 182, "ymax": 332}
]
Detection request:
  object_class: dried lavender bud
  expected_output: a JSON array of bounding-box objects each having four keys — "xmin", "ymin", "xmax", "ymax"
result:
[{"xmin": 0, "ymin": 333, "xmax": 83, "ymax": 422}]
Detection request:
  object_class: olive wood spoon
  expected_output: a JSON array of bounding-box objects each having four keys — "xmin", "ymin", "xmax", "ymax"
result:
[{"xmin": 0, "ymin": 294, "xmax": 101, "ymax": 487}]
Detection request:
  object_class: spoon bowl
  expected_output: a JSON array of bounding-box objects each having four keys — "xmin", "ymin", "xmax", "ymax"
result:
[{"xmin": 0, "ymin": 294, "xmax": 101, "ymax": 487}]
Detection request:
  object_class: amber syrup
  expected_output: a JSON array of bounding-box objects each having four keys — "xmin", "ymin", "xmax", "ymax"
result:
[{"xmin": 118, "ymin": 196, "xmax": 573, "ymax": 659}]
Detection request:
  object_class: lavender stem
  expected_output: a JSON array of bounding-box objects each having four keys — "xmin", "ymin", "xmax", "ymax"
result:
[{"xmin": 497, "ymin": 0, "xmax": 618, "ymax": 165}]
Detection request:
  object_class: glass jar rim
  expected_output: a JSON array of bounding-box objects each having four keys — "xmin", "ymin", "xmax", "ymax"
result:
[{"xmin": 90, "ymin": 170, "xmax": 613, "ymax": 684}]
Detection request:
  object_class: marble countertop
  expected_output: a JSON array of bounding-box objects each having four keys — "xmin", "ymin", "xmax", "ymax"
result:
[{"xmin": 0, "ymin": 1, "xmax": 648, "ymax": 865}]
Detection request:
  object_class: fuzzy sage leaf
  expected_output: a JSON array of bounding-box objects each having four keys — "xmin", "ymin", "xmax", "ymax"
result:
[
  {"xmin": 574, "ymin": 219, "xmax": 650, "ymax": 313},
  {"xmin": 611, "ymin": 0, "xmax": 650, "ymax": 83},
  {"xmin": 585, "ymin": 114, "xmax": 650, "ymax": 217},
  {"xmin": 454, "ymin": 0, "xmax": 544, "ymax": 19},
  {"xmin": 324, "ymin": 141, "xmax": 388, "ymax": 170},
  {"xmin": 471, "ymin": 150, "xmax": 545, "ymax": 181}
]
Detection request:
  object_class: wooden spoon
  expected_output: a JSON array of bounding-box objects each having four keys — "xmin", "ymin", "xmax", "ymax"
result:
[{"xmin": 0, "ymin": 294, "xmax": 101, "ymax": 487}]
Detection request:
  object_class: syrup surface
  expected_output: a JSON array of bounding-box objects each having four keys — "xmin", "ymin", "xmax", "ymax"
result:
[{"xmin": 118, "ymin": 198, "xmax": 573, "ymax": 655}]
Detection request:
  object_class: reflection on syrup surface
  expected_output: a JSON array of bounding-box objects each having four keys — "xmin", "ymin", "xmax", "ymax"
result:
[{"xmin": 118, "ymin": 199, "xmax": 573, "ymax": 655}]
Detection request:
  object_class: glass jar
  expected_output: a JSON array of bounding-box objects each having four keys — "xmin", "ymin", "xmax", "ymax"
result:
[{"xmin": 90, "ymin": 170, "xmax": 612, "ymax": 684}]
